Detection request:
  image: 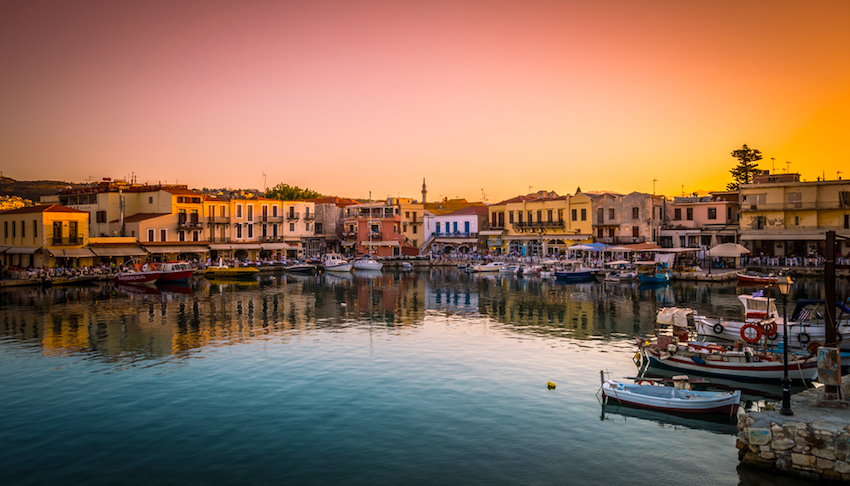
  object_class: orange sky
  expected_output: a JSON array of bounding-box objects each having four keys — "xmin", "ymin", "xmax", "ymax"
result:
[{"xmin": 2, "ymin": 0, "xmax": 848, "ymax": 202}]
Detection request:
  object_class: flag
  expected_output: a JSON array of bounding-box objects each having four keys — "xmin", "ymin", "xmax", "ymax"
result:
[{"xmin": 752, "ymin": 289, "xmax": 764, "ymax": 298}]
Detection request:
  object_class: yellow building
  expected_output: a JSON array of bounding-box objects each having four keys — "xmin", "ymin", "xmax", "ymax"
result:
[
  {"xmin": 0, "ymin": 204, "xmax": 91, "ymax": 268},
  {"xmin": 486, "ymin": 191, "xmax": 592, "ymax": 256},
  {"xmin": 393, "ymin": 197, "xmax": 425, "ymax": 249},
  {"xmin": 739, "ymin": 172, "xmax": 850, "ymax": 257}
]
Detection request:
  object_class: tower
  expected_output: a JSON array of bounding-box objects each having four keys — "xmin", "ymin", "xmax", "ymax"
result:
[{"xmin": 421, "ymin": 178, "xmax": 427, "ymax": 204}]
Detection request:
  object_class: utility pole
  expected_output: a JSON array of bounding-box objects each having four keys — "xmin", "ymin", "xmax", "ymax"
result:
[
  {"xmin": 771, "ymin": 157, "xmax": 775, "ymax": 173},
  {"xmin": 786, "ymin": 161, "xmax": 792, "ymax": 173},
  {"xmin": 652, "ymin": 179, "xmax": 657, "ymax": 195}
]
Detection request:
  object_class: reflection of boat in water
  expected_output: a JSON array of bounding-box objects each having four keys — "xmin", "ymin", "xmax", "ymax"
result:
[
  {"xmin": 115, "ymin": 282, "xmax": 162, "ymax": 295},
  {"xmin": 203, "ymin": 277, "xmax": 259, "ymax": 287},
  {"xmin": 600, "ymin": 402, "xmax": 737, "ymax": 435},
  {"xmin": 640, "ymin": 369, "xmax": 792, "ymax": 402},
  {"xmin": 203, "ymin": 265, "xmax": 259, "ymax": 278},
  {"xmin": 354, "ymin": 270, "xmax": 383, "ymax": 280},
  {"xmin": 157, "ymin": 282, "xmax": 194, "ymax": 295}
]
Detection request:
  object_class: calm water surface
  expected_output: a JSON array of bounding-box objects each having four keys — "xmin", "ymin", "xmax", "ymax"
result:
[{"xmin": 1, "ymin": 269, "xmax": 831, "ymax": 486}]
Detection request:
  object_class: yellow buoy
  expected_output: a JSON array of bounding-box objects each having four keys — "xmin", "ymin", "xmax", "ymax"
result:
[{"xmin": 547, "ymin": 381, "xmax": 556, "ymax": 389}]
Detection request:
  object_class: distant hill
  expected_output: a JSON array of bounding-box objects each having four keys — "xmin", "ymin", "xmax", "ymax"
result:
[{"xmin": 0, "ymin": 176, "xmax": 85, "ymax": 202}]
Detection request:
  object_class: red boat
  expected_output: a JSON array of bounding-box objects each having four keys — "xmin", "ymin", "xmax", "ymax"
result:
[
  {"xmin": 736, "ymin": 272, "xmax": 778, "ymax": 284},
  {"xmin": 155, "ymin": 261, "xmax": 195, "ymax": 283}
]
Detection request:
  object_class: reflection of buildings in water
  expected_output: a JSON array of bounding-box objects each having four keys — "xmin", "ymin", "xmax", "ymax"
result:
[{"xmin": 348, "ymin": 273, "xmax": 426, "ymax": 327}]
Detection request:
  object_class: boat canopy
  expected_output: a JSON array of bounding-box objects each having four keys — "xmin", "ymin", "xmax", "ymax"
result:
[
  {"xmin": 656, "ymin": 307, "xmax": 693, "ymax": 327},
  {"xmin": 605, "ymin": 260, "xmax": 631, "ymax": 266},
  {"xmin": 790, "ymin": 299, "xmax": 850, "ymax": 321}
]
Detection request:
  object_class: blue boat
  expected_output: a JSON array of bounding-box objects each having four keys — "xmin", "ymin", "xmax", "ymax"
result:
[
  {"xmin": 638, "ymin": 273, "xmax": 671, "ymax": 284},
  {"xmin": 554, "ymin": 261, "xmax": 599, "ymax": 282}
]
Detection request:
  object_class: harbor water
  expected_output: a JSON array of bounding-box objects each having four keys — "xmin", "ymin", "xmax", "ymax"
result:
[{"xmin": 0, "ymin": 269, "xmax": 832, "ymax": 485}]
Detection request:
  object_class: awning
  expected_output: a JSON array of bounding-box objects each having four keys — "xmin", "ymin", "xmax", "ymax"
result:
[
  {"xmin": 209, "ymin": 244, "xmax": 232, "ymax": 250},
  {"xmin": 478, "ymin": 230, "xmax": 504, "ymax": 236},
  {"xmin": 362, "ymin": 240, "xmax": 400, "ymax": 247},
  {"xmin": 0, "ymin": 246, "xmax": 10, "ymax": 254},
  {"xmin": 435, "ymin": 238, "xmax": 478, "ymax": 244},
  {"xmin": 342, "ymin": 241, "xmax": 356, "ymax": 247},
  {"xmin": 46, "ymin": 248, "xmax": 96, "ymax": 258},
  {"xmin": 231, "ymin": 244, "xmax": 262, "ymax": 250},
  {"xmin": 144, "ymin": 245, "xmax": 210, "ymax": 254},
  {"xmin": 739, "ymin": 234, "xmax": 826, "ymax": 241},
  {"xmin": 706, "ymin": 243, "xmax": 750, "ymax": 257},
  {"xmin": 90, "ymin": 246, "xmax": 147, "ymax": 257},
  {"xmin": 5, "ymin": 247, "xmax": 40, "ymax": 254},
  {"xmin": 260, "ymin": 243, "xmax": 293, "ymax": 250}
]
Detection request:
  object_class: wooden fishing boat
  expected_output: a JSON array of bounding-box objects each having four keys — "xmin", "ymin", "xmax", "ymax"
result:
[
  {"xmin": 114, "ymin": 269, "xmax": 161, "ymax": 285},
  {"xmin": 601, "ymin": 380, "xmax": 741, "ymax": 415},
  {"xmin": 736, "ymin": 271, "xmax": 778, "ymax": 284},
  {"xmin": 637, "ymin": 336, "xmax": 819, "ymax": 382},
  {"xmin": 155, "ymin": 261, "xmax": 195, "ymax": 283},
  {"xmin": 554, "ymin": 261, "xmax": 599, "ymax": 282}
]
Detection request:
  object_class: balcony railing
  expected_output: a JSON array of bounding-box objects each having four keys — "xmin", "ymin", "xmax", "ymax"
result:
[
  {"xmin": 596, "ymin": 236, "xmax": 646, "ymax": 244},
  {"xmin": 208, "ymin": 216, "xmax": 230, "ymax": 224},
  {"xmin": 51, "ymin": 235, "xmax": 85, "ymax": 246},
  {"xmin": 259, "ymin": 215, "xmax": 284, "ymax": 222},
  {"xmin": 303, "ymin": 213, "xmax": 315, "ymax": 221},
  {"xmin": 209, "ymin": 236, "xmax": 231, "ymax": 243},
  {"xmin": 434, "ymin": 231, "xmax": 478, "ymax": 238},
  {"xmin": 512, "ymin": 220, "xmax": 565, "ymax": 228},
  {"xmin": 342, "ymin": 231, "xmax": 357, "ymax": 238},
  {"xmin": 286, "ymin": 212, "xmax": 300, "ymax": 220},
  {"xmin": 742, "ymin": 201, "xmax": 850, "ymax": 211},
  {"xmin": 260, "ymin": 236, "xmax": 285, "ymax": 243},
  {"xmin": 178, "ymin": 220, "xmax": 204, "ymax": 230}
]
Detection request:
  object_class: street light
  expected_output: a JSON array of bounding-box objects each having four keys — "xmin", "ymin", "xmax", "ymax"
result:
[{"xmin": 777, "ymin": 274, "xmax": 794, "ymax": 416}]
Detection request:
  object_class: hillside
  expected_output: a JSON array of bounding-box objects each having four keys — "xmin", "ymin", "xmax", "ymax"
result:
[{"xmin": 0, "ymin": 176, "xmax": 85, "ymax": 202}]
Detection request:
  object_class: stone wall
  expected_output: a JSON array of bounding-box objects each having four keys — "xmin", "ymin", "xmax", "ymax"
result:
[{"xmin": 737, "ymin": 383, "xmax": 850, "ymax": 482}]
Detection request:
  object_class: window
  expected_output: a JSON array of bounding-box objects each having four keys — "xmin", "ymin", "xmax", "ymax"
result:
[
  {"xmin": 632, "ymin": 207, "xmax": 639, "ymax": 220},
  {"xmin": 272, "ymin": 205, "xmax": 278, "ymax": 217},
  {"xmin": 674, "ymin": 208, "xmax": 681, "ymax": 220},
  {"xmin": 608, "ymin": 208, "xmax": 614, "ymax": 220},
  {"xmin": 236, "ymin": 205, "xmax": 243, "ymax": 218},
  {"xmin": 453, "ymin": 222, "xmax": 458, "ymax": 233},
  {"xmin": 498, "ymin": 212, "xmax": 504, "ymax": 227},
  {"xmin": 509, "ymin": 211, "xmax": 515, "ymax": 223},
  {"xmin": 571, "ymin": 209, "xmax": 577, "ymax": 221},
  {"xmin": 33, "ymin": 220, "xmax": 37, "ymax": 238},
  {"xmin": 558, "ymin": 209, "xmax": 564, "ymax": 222},
  {"xmin": 845, "ymin": 214, "xmax": 849, "ymax": 229},
  {"xmin": 192, "ymin": 231, "xmax": 199, "ymax": 242},
  {"xmin": 537, "ymin": 210, "xmax": 542, "ymax": 222},
  {"xmin": 435, "ymin": 222, "xmax": 441, "ymax": 234},
  {"xmin": 686, "ymin": 208, "xmax": 693, "ymax": 221},
  {"xmin": 527, "ymin": 211, "xmax": 532, "ymax": 223},
  {"xmin": 3, "ymin": 221, "xmax": 6, "ymax": 238},
  {"xmin": 305, "ymin": 223, "xmax": 310, "ymax": 232},
  {"xmin": 12, "ymin": 221, "xmax": 15, "ymax": 238},
  {"xmin": 608, "ymin": 228, "xmax": 615, "ymax": 238},
  {"xmin": 597, "ymin": 208, "xmax": 604, "ymax": 222},
  {"xmin": 597, "ymin": 227, "xmax": 603, "ymax": 238},
  {"xmin": 96, "ymin": 211, "xmax": 106, "ymax": 223},
  {"xmin": 840, "ymin": 192, "xmax": 850, "ymax": 208},
  {"xmin": 412, "ymin": 225, "xmax": 417, "ymax": 234},
  {"xmin": 247, "ymin": 224, "xmax": 253, "ymax": 238},
  {"xmin": 794, "ymin": 216, "xmax": 800, "ymax": 226},
  {"xmin": 405, "ymin": 211, "xmax": 410, "ymax": 218},
  {"xmin": 289, "ymin": 223, "xmax": 295, "ymax": 232},
  {"xmin": 220, "ymin": 206, "xmax": 226, "ymax": 217},
  {"xmin": 247, "ymin": 205, "xmax": 253, "ymax": 221},
  {"xmin": 580, "ymin": 209, "xmax": 586, "ymax": 221},
  {"xmin": 179, "ymin": 231, "xmax": 185, "ymax": 242},
  {"xmin": 517, "ymin": 211, "xmax": 523, "ymax": 223},
  {"xmin": 412, "ymin": 239, "xmax": 418, "ymax": 247},
  {"xmin": 236, "ymin": 224, "xmax": 243, "ymax": 239},
  {"xmin": 787, "ymin": 192, "xmax": 802, "ymax": 209},
  {"xmin": 147, "ymin": 229, "xmax": 155, "ymax": 241},
  {"xmin": 53, "ymin": 222, "xmax": 61, "ymax": 238},
  {"xmin": 21, "ymin": 220, "xmax": 25, "ymax": 238},
  {"xmin": 708, "ymin": 207, "xmax": 717, "ymax": 220},
  {"xmin": 465, "ymin": 221, "xmax": 470, "ymax": 234},
  {"xmin": 148, "ymin": 196, "xmax": 153, "ymax": 204},
  {"xmin": 315, "ymin": 222, "xmax": 323, "ymax": 234},
  {"xmin": 755, "ymin": 216, "xmax": 766, "ymax": 230},
  {"xmin": 632, "ymin": 227, "xmax": 639, "ymax": 237},
  {"xmin": 160, "ymin": 229, "xmax": 167, "ymax": 241}
]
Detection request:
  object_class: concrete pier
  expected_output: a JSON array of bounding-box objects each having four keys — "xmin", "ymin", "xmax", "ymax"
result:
[{"xmin": 737, "ymin": 378, "xmax": 850, "ymax": 482}]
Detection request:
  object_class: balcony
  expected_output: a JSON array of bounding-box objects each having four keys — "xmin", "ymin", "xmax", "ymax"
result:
[
  {"xmin": 207, "ymin": 215, "xmax": 230, "ymax": 224},
  {"xmin": 260, "ymin": 236, "xmax": 285, "ymax": 243},
  {"xmin": 178, "ymin": 221, "xmax": 204, "ymax": 230},
  {"xmin": 286, "ymin": 212, "xmax": 300, "ymax": 221},
  {"xmin": 259, "ymin": 215, "xmax": 284, "ymax": 222},
  {"xmin": 742, "ymin": 201, "xmax": 850, "ymax": 211},
  {"xmin": 434, "ymin": 231, "xmax": 478, "ymax": 238},
  {"xmin": 303, "ymin": 213, "xmax": 315, "ymax": 221},
  {"xmin": 512, "ymin": 220, "xmax": 565, "ymax": 229},
  {"xmin": 209, "ymin": 236, "xmax": 231, "ymax": 243},
  {"xmin": 596, "ymin": 236, "xmax": 646, "ymax": 244},
  {"xmin": 51, "ymin": 235, "xmax": 85, "ymax": 246},
  {"xmin": 342, "ymin": 231, "xmax": 357, "ymax": 238}
]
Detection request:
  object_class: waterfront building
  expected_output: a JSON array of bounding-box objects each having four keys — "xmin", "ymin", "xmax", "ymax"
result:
[
  {"xmin": 659, "ymin": 191, "xmax": 740, "ymax": 248},
  {"xmin": 305, "ymin": 197, "xmax": 359, "ymax": 255},
  {"xmin": 585, "ymin": 192, "xmax": 665, "ymax": 245},
  {"xmin": 397, "ymin": 198, "xmax": 425, "ymax": 250},
  {"xmin": 0, "ymin": 204, "xmax": 91, "ymax": 268},
  {"xmin": 485, "ymin": 191, "xmax": 592, "ymax": 256},
  {"xmin": 738, "ymin": 171, "xmax": 850, "ymax": 257},
  {"xmin": 422, "ymin": 205, "xmax": 490, "ymax": 255},
  {"xmin": 342, "ymin": 198, "xmax": 418, "ymax": 257}
]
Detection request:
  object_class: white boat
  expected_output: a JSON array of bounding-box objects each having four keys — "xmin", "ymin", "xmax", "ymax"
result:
[
  {"xmin": 284, "ymin": 262, "xmax": 316, "ymax": 273},
  {"xmin": 499, "ymin": 264, "xmax": 520, "ymax": 274},
  {"xmin": 469, "ymin": 262, "xmax": 507, "ymax": 273},
  {"xmin": 353, "ymin": 258, "xmax": 383, "ymax": 271},
  {"xmin": 323, "ymin": 253, "xmax": 352, "ymax": 272},
  {"xmin": 520, "ymin": 264, "xmax": 542, "ymax": 276},
  {"xmin": 401, "ymin": 262, "xmax": 414, "ymax": 271},
  {"xmin": 601, "ymin": 380, "xmax": 741, "ymax": 415},
  {"xmin": 604, "ymin": 260, "xmax": 637, "ymax": 282}
]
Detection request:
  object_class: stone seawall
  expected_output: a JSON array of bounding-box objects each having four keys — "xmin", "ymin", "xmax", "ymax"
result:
[{"xmin": 737, "ymin": 381, "xmax": 850, "ymax": 482}]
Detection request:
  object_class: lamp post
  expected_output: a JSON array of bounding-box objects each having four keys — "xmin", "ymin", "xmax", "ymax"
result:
[{"xmin": 778, "ymin": 275, "xmax": 794, "ymax": 416}]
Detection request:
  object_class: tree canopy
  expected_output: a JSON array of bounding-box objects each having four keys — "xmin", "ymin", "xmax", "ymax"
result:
[
  {"xmin": 727, "ymin": 144, "xmax": 762, "ymax": 191},
  {"xmin": 264, "ymin": 183, "xmax": 322, "ymax": 200}
]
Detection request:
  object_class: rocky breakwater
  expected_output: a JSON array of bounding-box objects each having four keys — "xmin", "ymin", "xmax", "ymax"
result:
[{"xmin": 737, "ymin": 378, "xmax": 850, "ymax": 482}]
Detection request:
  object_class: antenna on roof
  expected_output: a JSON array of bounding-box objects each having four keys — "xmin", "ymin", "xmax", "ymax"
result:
[{"xmin": 652, "ymin": 179, "xmax": 657, "ymax": 195}]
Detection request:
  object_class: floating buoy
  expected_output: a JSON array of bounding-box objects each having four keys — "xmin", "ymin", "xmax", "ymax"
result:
[{"xmin": 547, "ymin": 381, "xmax": 556, "ymax": 389}]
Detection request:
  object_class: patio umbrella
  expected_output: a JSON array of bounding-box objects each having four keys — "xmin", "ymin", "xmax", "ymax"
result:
[{"xmin": 706, "ymin": 243, "xmax": 750, "ymax": 258}]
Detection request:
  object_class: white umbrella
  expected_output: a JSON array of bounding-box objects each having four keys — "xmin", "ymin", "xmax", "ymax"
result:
[{"xmin": 706, "ymin": 243, "xmax": 750, "ymax": 258}]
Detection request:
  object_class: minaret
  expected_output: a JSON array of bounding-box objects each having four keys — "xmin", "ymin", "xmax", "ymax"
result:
[{"xmin": 421, "ymin": 178, "xmax": 427, "ymax": 203}]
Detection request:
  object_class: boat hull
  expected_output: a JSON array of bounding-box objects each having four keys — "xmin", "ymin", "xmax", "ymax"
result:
[
  {"xmin": 554, "ymin": 271, "xmax": 597, "ymax": 282},
  {"xmin": 639, "ymin": 274, "xmax": 671, "ymax": 283},
  {"xmin": 324, "ymin": 264, "xmax": 353, "ymax": 272},
  {"xmin": 640, "ymin": 345, "xmax": 818, "ymax": 382},
  {"xmin": 157, "ymin": 269, "xmax": 194, "ymax": 283},
  {"xmin": 601, "ymin": 381, "xmax": 740, "ymax": 415},
  {"xmin": 737, "ymin": 273, "xmax": 778, "ymax": 284},
  {"xmin": 114, "ymin": 271, "xmax": 161, "ymax": 285},
  {"xmin": 353, "ymin": 260, "xmax": 383, "ymax": 271}
]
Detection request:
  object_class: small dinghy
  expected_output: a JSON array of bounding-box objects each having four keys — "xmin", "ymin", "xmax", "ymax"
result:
[{"xmin": 601, "ymin": 376, "xmax": 741, "ymax": 415}]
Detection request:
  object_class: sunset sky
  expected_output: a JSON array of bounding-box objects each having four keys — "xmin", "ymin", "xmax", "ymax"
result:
[{"xmin": 2, "ymin": 0, "xmax": 849, "ymax": 202}]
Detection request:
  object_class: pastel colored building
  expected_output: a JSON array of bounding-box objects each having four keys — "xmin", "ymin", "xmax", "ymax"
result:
[{"xmin": 0, "ymin": 204, "xmax": 91, "ymax": 268}]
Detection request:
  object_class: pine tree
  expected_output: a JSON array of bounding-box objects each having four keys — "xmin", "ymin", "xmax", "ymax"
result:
[{"xmin": 727, "ymin": 144, "xmax": 762, "ymax": 191}]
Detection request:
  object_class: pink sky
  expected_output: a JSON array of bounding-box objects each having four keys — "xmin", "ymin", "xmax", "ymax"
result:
[{"xmin": 2, "ymin": 0, "xmax": 849, "ymax": 202}]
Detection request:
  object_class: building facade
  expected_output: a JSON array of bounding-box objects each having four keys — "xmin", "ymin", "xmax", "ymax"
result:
[
  {"xmin": 586, "ymin": 192, "xmax": 665, "ymax": 245},
  {"xmin": 0, "ymin": 205, "xmax": 91, "ymax": 268}
]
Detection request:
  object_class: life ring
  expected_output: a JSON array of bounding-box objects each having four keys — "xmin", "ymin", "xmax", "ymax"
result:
[
  {"xmin": 798, "ymin": 332, "xmax": 811, "ymax": 345},
  {"xmin": 806, "ymin": 340, "xmax": 823, "ymax": 356},
  {"xmin": 636, "ymin": 379, "xmax": 653, "ymax": 386},
  {"xmin": 740, "ymin": 323, "xmax": 763, "ymax": 344},
  {"xmin": 713, "ymin": 323, "xmax": 724, "ymax": 335},
  {"xmin": 761, "ymin": 321, "xmax": 778, "ymax": 339}
]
